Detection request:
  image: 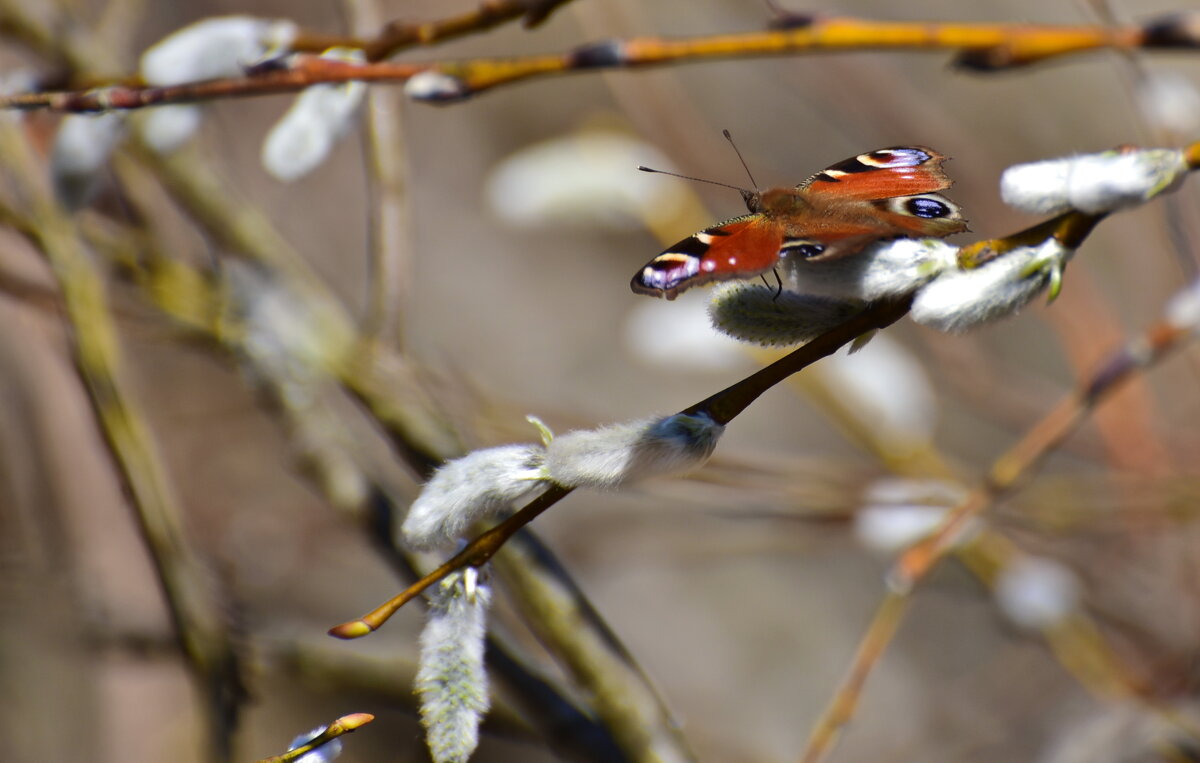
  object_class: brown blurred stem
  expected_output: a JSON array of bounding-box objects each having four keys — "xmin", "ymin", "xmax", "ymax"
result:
[
  {"xmin": 0, "ymin": 114, "xmax": 242, "ymax": 763},
  {"xmin": 296, "ymin": 0, "xmax": 577, "ymax": 60},
  {"xmin": 342, "ymin": 0, "xmax": 415, "ymax": 345},
  {"xmin": 799, "ymin": 288, "xmax": 1200, "ymax": 763}
]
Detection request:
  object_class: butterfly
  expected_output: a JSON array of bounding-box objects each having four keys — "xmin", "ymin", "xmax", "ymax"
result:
[{"xmin": 630, "ymin": 146, "xmax": 968, "ymax": 300}]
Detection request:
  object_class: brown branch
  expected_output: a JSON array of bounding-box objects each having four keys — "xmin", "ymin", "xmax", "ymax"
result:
[
  {"xmin": 5, "ymin": 13, "xmax": 1200, "ymax": 112},
  {"xmin": 328, "ymin": 293, "xmax": 916, "ymax": 638}
]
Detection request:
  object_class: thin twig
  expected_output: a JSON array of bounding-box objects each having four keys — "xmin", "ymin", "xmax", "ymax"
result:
[
  {"xmin": 345, "ymin": 0, "xmax": 414, "ymax": 345},
  {"xmin": 254, "ymin": 713, "xmax": 374, "ymax": 763}
]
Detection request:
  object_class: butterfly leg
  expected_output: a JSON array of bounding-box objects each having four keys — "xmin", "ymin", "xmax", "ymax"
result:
[{"xmin": 770, "ymin": 268, "xmax": 783, "ymax": 302}]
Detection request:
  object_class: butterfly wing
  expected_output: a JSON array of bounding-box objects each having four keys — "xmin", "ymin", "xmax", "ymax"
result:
[
  {"xmin": 782, "ymin": 146, "xmax": 968, "ymax": 261},
  {"xmin": 630, "ymin": 215, "xmax": 785, "ymax": 300}
]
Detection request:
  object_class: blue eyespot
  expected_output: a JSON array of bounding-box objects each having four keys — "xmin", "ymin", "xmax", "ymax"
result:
[{"xmin": 907, "ymin": 197, "xmax": 950, "ymax": 218}]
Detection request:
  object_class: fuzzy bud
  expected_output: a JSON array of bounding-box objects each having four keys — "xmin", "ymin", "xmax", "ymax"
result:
[
  {"xmin": 138, "ymin": 104, "xmax": 203, "ymax": 154},
  {"xmin": 1164, "ymin": 278, "xmax": 1200, "ymax": 334},
  {"xmin": 854, "ymin": 478, "xmax": 968, "ymax": 553},
  {"xmin": 911, "ymin": 238, "xmax": 1070, "ymax": 332},
  {"xmin": 778, "ymin": 238, "xmax": 959, "ymax": 302},
  {"xmin": 486, "ymin": 131, "xmax": 686, "ymax": 231},
  {"xmin": 994, "ymin": 555, "xmax": 1081, "ymax": 630},
  {"xmin": 544, "ymin": 413, "xmax": 723, "ymax": 489},
  {"xmin": 815, "ymin": 334, "xmax": 939, "ymax": 448},
  {"xmin": 416, "ymin": 570, "xmax": 492, "ymax": 763},
  {"xmin": 227, "ymin": 263, "xmax": 356, "ymax": 392},
  {"xmin": 402, "ymin": 445, "xmax": 547, "ymax": 550},
  {"xmin": 1000, "ymin": 148, "xmax": 1188, "ymax": 215},
  {"xmin": 51, "ymin": 113, "xmax": 126, "ymax": 209},
  {"xmin": 708, "ymin": 283, "xmax": 861, "ymax": 346},
  {"xmin": 140, "ymin": 16, "xmax": 298, "ymax": 85},
  {"xmin": 625, "ymin": 293, "xmax": 747, "ymax": 371},
  {"xmin": 262, "ymin": 48, "xmax": 367, "ymax": 181},
  {"xmin": 404, "ymin": 70, "xmax": 470, "ymax": 103},
  {"xmin": 1137, "ymin": 72, "xmax": 1200, "ymax": 135}
]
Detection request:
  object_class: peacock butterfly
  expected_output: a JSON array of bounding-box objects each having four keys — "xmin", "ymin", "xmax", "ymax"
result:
[{"xmin": 631, "ymin": 146, "xmax": 968, "ymax": 300}]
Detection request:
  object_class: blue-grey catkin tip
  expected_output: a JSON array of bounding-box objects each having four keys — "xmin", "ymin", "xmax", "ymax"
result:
[
  {"xmin": 401, "ymin": 444, "xmax": 547, "ymax": 550},
  {"xmin": 287, "ymin": 725, "xmax": 342, "ymax": 762},
  {"xmin": 544, "ymin": 413, "xmax": 724, "ymax": 488},
  {"xmin": 417, "ymin": 571, "xmax": 492, "ymax": 763}
]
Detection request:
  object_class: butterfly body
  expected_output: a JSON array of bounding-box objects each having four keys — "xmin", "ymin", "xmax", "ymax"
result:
[{"xmin": 631, "ymin": 147, "xmax": 967, "ymax": 300}]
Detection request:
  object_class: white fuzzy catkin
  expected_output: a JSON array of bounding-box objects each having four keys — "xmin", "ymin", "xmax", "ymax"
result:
[
  {"xmin": 51, "ymin": 113, "xmax": 126, "ymax": 208},
  {"xmin": 993, "ymin": 555, "xmax": 1081, "ymax": 630},
  {"xmin": 1137, "ymin": 72, "xmax": 1200, "ymax": 135},
  {"xmin": 625, "ymin": 292, "xmax": 747, "ymax": 371},
  {"xmin": 404, "ymin": 70, "xmax": 470, "ymax": 103},
  {"xmin": 814, "ymin": 334, "xmax": 939, "ymax": 447},
  {"xmin": 262, "ymin": 48, "xmax": 367, "ymax": 181},
  {"xmin": 401, "ymin": 445, "xmax": 547, "ymax": 550},
  {"xmin": 544, "ymin": 413, "xmax": 724, "ymax": 489},
  {"xmin": 1000, "ymin": 148, "xmax": 1188, "ymax": 215},
  {"xmin": 486, "ymin": 131, "xmax": 686, "ymax": 231},
  {"xmin": 780, "ymin": 238, "xmax": 959, "ymax": 302},
  {"xmin": 854, "ymin": 478, "xmax": 967, "ymax": 553},
  {"xmin": 1164, "ymin": 278, "xmax": 1200, "ymax": 333},
  {"xmin": 140, "ymin": 16, "xmax": 298, "ymax": 85},
  {"xmin": 911, "ymin": 238, "xmax": 1069, "ymax": 332},
  {"xmin": 138, "ymin": 104, "xmax": 204, "ymax": 154},
  {"xmin": 228, "ymin": 263, "xmax": 355, "ymax": 394},
  {"xmin": 416, "ymin": 571, "xmax": 492, "ymax": 763},
  {"xmin": 708, "ymin": 283, "xmax": 862, "ymax": 346}
]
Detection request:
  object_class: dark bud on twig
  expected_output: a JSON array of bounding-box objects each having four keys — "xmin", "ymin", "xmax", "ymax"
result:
[{"xmin": 1140, "ymin": 12, "xmax": 1200, "ymax": 48}]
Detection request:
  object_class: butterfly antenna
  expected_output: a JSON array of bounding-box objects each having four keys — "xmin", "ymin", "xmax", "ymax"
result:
[
  {"xmin": 722, "ymin": 129, "xmax": 759, "ymax": 190},
  {"xmin": 637, "ymin": 166, "xmax": 751, "ymax": 196}
]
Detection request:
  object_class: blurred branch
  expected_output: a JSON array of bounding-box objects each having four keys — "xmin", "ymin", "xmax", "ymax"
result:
[
  {"xmin": 799, "ymin": 278, "xmax": 1200, "ymax": 763},
  {"xmin": 0, "ymin": 115, "xmax": 243, "ymax": 763},
  {"xmin": 894, "ymin": 296, "xmax": 1198, "ymax": 589},
  {"xmin": 7, "ymin": 12, "xmax": 1200, "ymax": 111},
  {"xmin": 100, "ymin": 155, "xmax": 635, "ymax": 761},
  {"xmin": 0, "ymin": 3, "xmax": 681, "ymax": 757},
  {"xmin": 342, "ymin": 0, "xmax": 416, "ymax": 345},
  {"xmin": 297, "ymin": 0, "xmax": 577, "ymax": 60}
]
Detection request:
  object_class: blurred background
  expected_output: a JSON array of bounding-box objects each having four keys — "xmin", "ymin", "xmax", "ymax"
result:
[{"xmin": 1, "ymin": 0, "xmax": 1199, "ymax": 761}]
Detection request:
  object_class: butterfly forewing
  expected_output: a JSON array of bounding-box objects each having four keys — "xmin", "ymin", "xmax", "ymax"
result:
[
  {"xmin": 631, "ymin": 216, "xmax": 784, "ymax": 300},
  {"xmin": 800, "ymin": 147, "xmax": 953, "ymax": 199}
]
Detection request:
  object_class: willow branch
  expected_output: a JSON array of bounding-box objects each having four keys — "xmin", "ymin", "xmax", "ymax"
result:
[{"xmin": 5, "ymin": 13, "xmax": 1200, "ymax": 111}]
